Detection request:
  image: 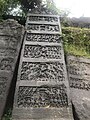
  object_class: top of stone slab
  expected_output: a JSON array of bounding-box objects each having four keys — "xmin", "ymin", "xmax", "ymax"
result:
[
  {"xmin": 28, "ymin": 7, "xmax": 58, "ymax": 15},
  {"xmin": 0, "ymin": 19, "xmax": 24, "ymax": 36}
]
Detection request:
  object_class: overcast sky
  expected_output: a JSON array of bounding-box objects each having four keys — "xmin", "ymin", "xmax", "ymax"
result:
[{"xmin": 54, "ymin": 0, "xmax": 90, "ymax": 17}]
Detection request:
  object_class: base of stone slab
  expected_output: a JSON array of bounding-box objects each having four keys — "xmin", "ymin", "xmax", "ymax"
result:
[{"xmin": 12, "ymin": 107, "xmax": 73, "ymax": 120}]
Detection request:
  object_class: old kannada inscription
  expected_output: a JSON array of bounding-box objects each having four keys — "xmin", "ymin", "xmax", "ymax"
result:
[
  {"xmin": 24, "ymin": 45, "xmax": 62, "ymax": 59},
  {"xmin": 27, "ymin": 24, "xmax": 59, "ymax": 32},
  {"xmin": 0, "ymin": 36, "xmax": 18, "ymax": 56},
  {"xmin": 67, "ymin": 56, "xmax": 90, "ymax": 90},
  {"xmin": 28, "ymin": 16, "xmax": 58, "ymax": 22},
  {"xmin": 69, "ymin": 77, "xmax": 90, "ymax": 90}
]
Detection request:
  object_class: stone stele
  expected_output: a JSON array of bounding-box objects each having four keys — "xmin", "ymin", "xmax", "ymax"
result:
[
  {"xmin": 0, "ymin": 19, "xmax": 24, "ymax": 119},
  {"xmin": 67, "ymin": 55, "xmax": 90, "ymax": 120},
  {"xmin": 12, "ymin": 13, "xmax": 74, "ymax": 120}
]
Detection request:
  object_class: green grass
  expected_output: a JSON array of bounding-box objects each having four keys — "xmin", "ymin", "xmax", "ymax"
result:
[
  {"xmin": 62, "ymin": 27, "xmax": 90, "ymax": 58},
  {"xmin": 2, "ymin": 108, "xmax": 12, "ymax": 120},
  {"xmin": 64, "ymin": 44, "xmax": 90, "ymax": 58}
]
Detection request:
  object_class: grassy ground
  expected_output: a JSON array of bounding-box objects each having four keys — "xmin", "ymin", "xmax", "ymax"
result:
[{"xmin": 62, "ymin": 27, "xmax": 90, "ymax": 58}]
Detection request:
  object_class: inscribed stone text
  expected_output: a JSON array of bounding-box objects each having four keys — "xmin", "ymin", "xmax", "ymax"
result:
[
  {"xmin": 68, "ymin": 58, "xmax": 90, "ymax": 90},
  {"xmin": 69, "ymin": 77, "xmax": 90, "ymax": 90}
]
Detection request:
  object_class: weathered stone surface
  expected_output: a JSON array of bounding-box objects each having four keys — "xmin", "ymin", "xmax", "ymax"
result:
[
  {"xmin": 67, "ymin": 55, "xmax": 90, "ymax": 120},
  {"xmin": 12, "ymin": 14, "xmax": 73, "ymax": 120},
  {"xmin": 0, "ymin": 19, "xmax": 24, "ymax": 119}
]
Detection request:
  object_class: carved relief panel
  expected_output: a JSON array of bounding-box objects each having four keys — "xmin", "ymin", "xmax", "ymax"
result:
[
  {"xmin": 17, "ymin": 84, "xmax": 68, "ymax": 108},
  {"xmin": 20, "ymin": 62, "xmax": 65, "ymax": 82},
  {"xmin": 69, "ymin": 77, "xmax": 90, "ymax": 90},
  {"xmin": 0, "ymin": 57, "xmax": 14, "ymax": 71},
  {"xmin": 0, "ymin": 35, "xmax": 18, "ymax": 56},
  {"xmin": 23, "ymin": 45, "xmax": 62, "ymax": 59},
  {"xmin": 29, "ymin": 16, "xmax": 58, "ymax": 22},
  {"xmin": 26, "ymin": 33, "xmax": 61, "ymax": 43},
  {"xmin": 68, "ymin": 60, "xmax": 90, "ymax": 76},
  {"xmin": 67, "ymin": 56, "xmax": 90, "ymax": 90},
  {"xmin": 27, "ymin": 24, "xmax": 59, "ymax": 32}
]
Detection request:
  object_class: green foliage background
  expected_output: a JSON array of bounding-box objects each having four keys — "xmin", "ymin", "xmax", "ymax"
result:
[{"xmin": 62, "ymin": 27, "xmax": 90, "ymax": 58}]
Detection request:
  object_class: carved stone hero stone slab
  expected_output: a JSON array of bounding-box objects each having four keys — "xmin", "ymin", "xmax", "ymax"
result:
[
  {"xmin": 0, "ymin": 19, "xmax": 24, "ymax": 119},
  {"xmin": 67, "ymin": 55, "xmax": 90, "ymax": 120},
  {"xmin": 12, "ymin": 14, "xmax": 73, "ymax": 120}
]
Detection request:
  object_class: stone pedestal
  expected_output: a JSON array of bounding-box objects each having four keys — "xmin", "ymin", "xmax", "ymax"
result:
[{"xmin": 12, "ymin": 14, "xmax": 73, "ymax": 120}]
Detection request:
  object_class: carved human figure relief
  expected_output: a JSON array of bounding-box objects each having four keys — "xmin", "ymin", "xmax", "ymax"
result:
[{"xmin": 17, "ymin": 85, "xmax": 68, "ymax": 108}]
